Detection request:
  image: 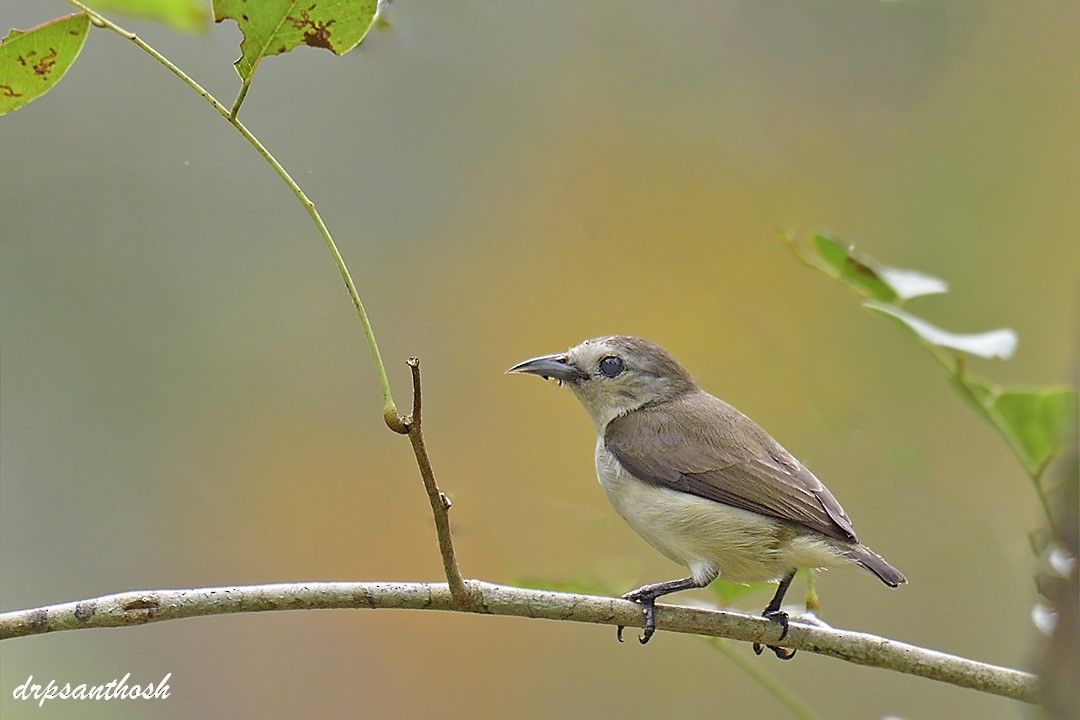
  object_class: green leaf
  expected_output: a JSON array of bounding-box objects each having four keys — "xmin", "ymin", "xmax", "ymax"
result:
[
  {"xmin": 865, "ymin": 301, "xmax": 1018, "ymax": 359},
  {"xmin": 84, "ymin": 0, "xmax": 210, "ymax": 33},
  {"xmin": 213, "ymin": 0, "xmax": 379, "ymax": 81},
  {"xmin": 812, "ymin": 232, "xmax": 948, "ymax": 303},
  {"xmin": 708, "ymin": 578, "xmax": 774, "ymax": 606},
  {"xmin": 954, "ymin": 377, "xmax": 1077, "ymax": 477},
  {"xmin": 0, "ymin": 13, "xmax": 90, "ymax": 116}
]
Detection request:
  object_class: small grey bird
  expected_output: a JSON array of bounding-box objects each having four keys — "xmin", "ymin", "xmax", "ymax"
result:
[{"xmin": 508, "ymin": 335, "xmax": 905, "ymax": 656}]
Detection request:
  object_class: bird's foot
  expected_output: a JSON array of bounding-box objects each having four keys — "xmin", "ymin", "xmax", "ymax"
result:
[
  {"xmin": 752, "ymin": 609, "xmax": 796, "ymax": 660},
  {"xmin": 617, "ymin": 588, "xmax": 657, "ymax": 645},
  {"xmin": 763, "ymin": 608, "xmax": 791, "ymax": 641}
]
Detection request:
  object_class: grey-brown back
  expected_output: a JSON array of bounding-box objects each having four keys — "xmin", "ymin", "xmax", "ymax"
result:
[{"xmin": 603, "ymin": 391, "xmax": 859, "ymax": 543}]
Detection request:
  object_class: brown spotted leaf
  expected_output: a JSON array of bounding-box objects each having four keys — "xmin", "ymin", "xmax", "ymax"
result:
[
  {"xmin": 213, "ymin": 0, "xmax": 378, "ymax": 80},
  {"xmin": 0, "ymin": 13, "xmax": 90, "ymax": 116}
]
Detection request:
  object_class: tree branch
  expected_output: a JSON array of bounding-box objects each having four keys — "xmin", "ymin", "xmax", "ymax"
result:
[{"xmin": 0, "ymin": 580, "xmax": 1036, "ymax": 704}]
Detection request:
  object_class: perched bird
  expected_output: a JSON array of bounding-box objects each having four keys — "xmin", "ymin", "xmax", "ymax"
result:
[{"xmin": 508, "ymin": 335, "xmax": 905, "ymax": 656}]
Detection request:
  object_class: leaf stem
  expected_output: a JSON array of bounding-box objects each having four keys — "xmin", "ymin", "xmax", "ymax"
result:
[
  {"xmin": 66, "ymin": 1, "xmax": 402, "ymax": 428},
  {"xmin": 229, "ymin": 77, "xmax": 252, "ymax": 120},
  {"xmin": 777, "ymin": 228, "xmax": 819, "ymax": 269}
]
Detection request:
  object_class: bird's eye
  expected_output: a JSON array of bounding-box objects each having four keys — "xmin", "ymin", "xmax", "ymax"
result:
[{"xmin": 599, "ymin": 355, "xmax": 624, "ymax": 378}]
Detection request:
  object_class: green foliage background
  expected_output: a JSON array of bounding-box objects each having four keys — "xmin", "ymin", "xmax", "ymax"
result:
[{"xmin": 1, "ymin": 2, "xmax": 1077, "ymax": 719}]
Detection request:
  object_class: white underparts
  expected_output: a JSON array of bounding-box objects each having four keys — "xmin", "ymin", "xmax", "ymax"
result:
[{"xmin": 594, "ymin": 439, "xmax": 854, "ymax": 585}]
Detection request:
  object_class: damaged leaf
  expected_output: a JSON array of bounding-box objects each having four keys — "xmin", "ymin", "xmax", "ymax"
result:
[
  {"xmin": 0, "ymin": 13, "xmax": 90, "ymax": 116},
  {"xmin": 214, "ymin": 0, "xmax": 379, "ymax": 80}
]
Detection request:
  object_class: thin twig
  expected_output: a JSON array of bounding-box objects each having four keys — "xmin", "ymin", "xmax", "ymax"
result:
[
  {"xmin": 400, "ymin": 358, "xmax": 470, "ymax": 604},
  {"xmin": 0, "ymin": 581, "xmax": 1038, "ymax": 704}
]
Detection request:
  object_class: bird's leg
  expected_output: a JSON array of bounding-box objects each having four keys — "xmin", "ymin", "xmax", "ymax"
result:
[
  {"xmin": 753, "ymin": 570, "xmax": 798, "ymax": 660},
  {"xmin": 617, "ymin": 576, "xmax": 701, "ymax": 645}
]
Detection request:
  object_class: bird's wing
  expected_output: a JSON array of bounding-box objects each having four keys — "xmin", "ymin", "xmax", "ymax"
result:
[{"xmin": 603, "ymin": 393, "xmax": 858, "ymax": 543}]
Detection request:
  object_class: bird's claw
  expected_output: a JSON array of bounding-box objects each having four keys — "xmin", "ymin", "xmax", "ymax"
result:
[
  {"xmin": 752, "ymin": 609, "xmax": 796, "ymax": 660},
  {"xmin": 618, "ymin": 591, "xmax": 656, "ymax": 645},
  {"xmin": 771, "ymin": 646, "xmax": 798, "ymax": 660}
]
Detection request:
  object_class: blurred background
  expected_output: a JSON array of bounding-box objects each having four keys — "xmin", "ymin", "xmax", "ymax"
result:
[{"xmin": 2, "ymin": 1, "xmax": 1077, "ymax": 718}]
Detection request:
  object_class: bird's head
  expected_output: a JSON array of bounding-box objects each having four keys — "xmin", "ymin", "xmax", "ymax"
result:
[{"xmin": 507, "ymin": 336, "xmax": 698, "ymax": 429}]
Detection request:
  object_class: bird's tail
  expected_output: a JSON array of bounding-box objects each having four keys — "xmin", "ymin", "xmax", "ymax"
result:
[{"xmin": 843, "ymin": 543, "xmax": 906, "ymax": 587}]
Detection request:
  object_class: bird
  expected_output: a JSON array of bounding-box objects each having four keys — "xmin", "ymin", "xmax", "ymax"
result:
[{"xmin": 508, "ymin": 335, "xmax": 905, "ymax": 657}]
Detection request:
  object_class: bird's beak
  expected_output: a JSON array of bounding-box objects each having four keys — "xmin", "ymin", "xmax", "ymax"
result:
[{"xmin": 506, "ymin": 353, "xmax": 589, "ymax": 383}]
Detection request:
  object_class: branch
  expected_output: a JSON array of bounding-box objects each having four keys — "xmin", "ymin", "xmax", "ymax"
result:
[
  {"xmin": 0, "ymin": 581, "xmax": 1036, "ymax": 703},
  {"xmin": 395, "ymin": 358, "xmax": 470, "ymax": 603}
]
